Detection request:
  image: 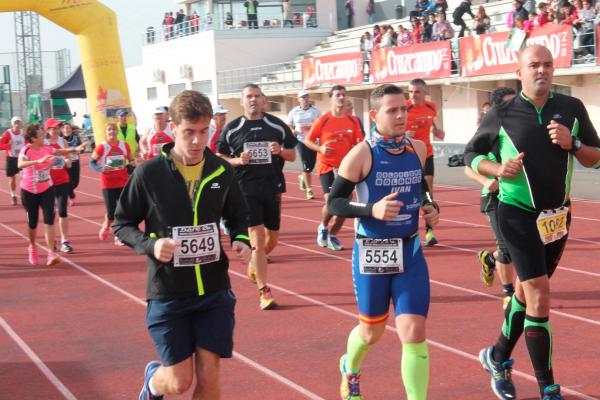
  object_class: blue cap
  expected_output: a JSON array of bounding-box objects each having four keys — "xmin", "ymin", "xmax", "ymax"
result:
[{"xmin": 116, "ymin": 109, "xmax": 129, "ymax": 117}]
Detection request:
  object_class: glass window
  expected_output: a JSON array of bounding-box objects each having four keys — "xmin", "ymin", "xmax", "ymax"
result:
[
  {"xmin": 168, "ymin": 83, "xmax": 187, "ymax": 98},
  {"xmin": 147, "ymin": 87, "xmax": 157, "ymax": 100},
  {"xmin": 192, "ymin": 80, "xmax": 213, "ymax": 95}
]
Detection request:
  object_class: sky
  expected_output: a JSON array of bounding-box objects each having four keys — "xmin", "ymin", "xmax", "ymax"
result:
[{"xmin": 0, "ymin": 0, "xmax": 175, "ymax": 75}]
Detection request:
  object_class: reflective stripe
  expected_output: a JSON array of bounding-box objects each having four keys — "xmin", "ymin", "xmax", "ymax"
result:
[{"xmin": 191, "ymin": 164, "xmax": 226, "ymax": 296}]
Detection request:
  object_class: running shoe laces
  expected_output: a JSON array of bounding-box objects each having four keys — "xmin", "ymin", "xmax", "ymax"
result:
[
  {"xmin": 542, "ymin": 384, "xmax": 564, "ymax": 400},
  {"xmin": 339, "ymin": 355, "xmax": 362, "ymax": 400}
]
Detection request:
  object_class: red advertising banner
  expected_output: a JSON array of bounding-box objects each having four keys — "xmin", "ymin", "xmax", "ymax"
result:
[
  {"xmin": 302, "ymin": 52, "xmax": 364, "ymax": 89},
  {"xmin": 370, "ymin": 40, "xmax": 452, "ymax": 83},
  {"xmin": 460, "ymin": 23, "xmax": 572, "ymax": 77}
]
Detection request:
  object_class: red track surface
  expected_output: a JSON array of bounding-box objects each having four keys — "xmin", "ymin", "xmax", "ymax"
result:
[{"xmin": 1, "ymin": 153, "xmax": 599, "ymax": 400}]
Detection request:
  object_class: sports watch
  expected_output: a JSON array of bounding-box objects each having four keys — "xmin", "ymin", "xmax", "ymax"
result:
[{"xmin": 569, "ymin": 137, "xmax": 582, "ymax": 154}]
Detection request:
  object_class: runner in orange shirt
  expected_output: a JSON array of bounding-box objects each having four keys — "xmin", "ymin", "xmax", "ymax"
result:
[
  {"xmin": 406, "ymin": 79, "xmax": 445, "ymax": 246},
  {"xmin": 304, "ymin": 85, "xmax": 364, "ymax": 251}
]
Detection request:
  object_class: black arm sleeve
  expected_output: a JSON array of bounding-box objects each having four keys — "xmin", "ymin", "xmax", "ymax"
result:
[
  {"xmin": 221, "ymin": 174, "xmax": 251, "ymax": 247},
  {"xmin": 112, "ymin": 167, "xmax": 157, "ymax": 256},
  {"xmin": 327, "ymin": 176, "xmax": 373, "ymax": 218},
  {"xmin": 464, "ymin": 106, "xmax": 502, "ymax": 169}
]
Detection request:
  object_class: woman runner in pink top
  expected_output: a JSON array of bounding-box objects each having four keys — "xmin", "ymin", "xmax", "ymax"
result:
[{"xmin": 18, "ymin": 124, "xmax": 85, "ymax": 266}]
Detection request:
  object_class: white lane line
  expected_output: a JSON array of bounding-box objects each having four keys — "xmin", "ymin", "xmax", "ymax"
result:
[
  {"xmin": 229, "ymin": 267, "xmax": 598, "ymax": 400},
  {"xmin": 278, "ymin": 213, "xmax": 600, "ymax": 327},
  {"xmin": 0, "ymin": 317, "xmax": 78, "ymax": 400},
  {"xmin": 0, "ymin": 222, "xmax": 325, "ymax": 400}
]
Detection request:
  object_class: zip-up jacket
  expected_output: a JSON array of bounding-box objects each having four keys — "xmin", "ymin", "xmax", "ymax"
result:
[
  {"xmin": 113, "ymin": 143, "xmax": 250, "ymax": 300},
  {"xmin": 464, "ymin": 91, "xmax": 600, "ymax": 212}
]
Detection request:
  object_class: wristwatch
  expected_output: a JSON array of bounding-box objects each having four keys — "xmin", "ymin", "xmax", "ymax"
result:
[{"xmin": 569, "ymin": 137, "xmax": 582, "ymax": 154}]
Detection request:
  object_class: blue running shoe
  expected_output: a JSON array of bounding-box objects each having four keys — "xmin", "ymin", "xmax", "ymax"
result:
[
  {"xmin": 317, "ymin": 224, "xmax": 328, "ymax": 247},
  {"xmin": 479, "ymin": 346, "xmax": 516, "ymax": 400},
  {"xmin": 139, "ymin": 361, "xmax": 163, "ymax": 400},
  {"xmin": 542, "ymin": 384, "xmax": 564, "ymax": 400}
]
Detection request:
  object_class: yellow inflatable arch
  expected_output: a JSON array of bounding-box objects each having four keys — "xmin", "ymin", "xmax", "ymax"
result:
[{"xmin": 1, "ymin": 0, "xmax": 130, "ymax": 145}]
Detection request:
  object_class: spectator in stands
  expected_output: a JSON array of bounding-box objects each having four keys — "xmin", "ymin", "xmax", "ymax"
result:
[
  {"xmin": 283, "ymin": 0, "xmax": 293, "ymax": 27},
  {"xmin": 205, "ymin": 12, "xmax": 213, "ymax": 27},
  {"xmin": 380, "ymin": 25, "xmax": 395, "ymax": 47},
  {"xmin": 360, "ymin": 31, "xmax": 374, "ymax": 53},
  {"xmin": 453, "ymin": 0, "xmax": 474, "ymax": 37},
  {"xmin": 175, "ymin": 9, "xmax": 185, "ymax": 36},
  {"xmin": 163, "ymin": 12, "xmax": 174, "ymax": 40},
  {"xmin": 306, "ymin": 6, "xmax": 317, "ymax": 27},
  {"xmin": 422, "ymin": 14, "xmax": 435, "ymax": 41},
  {"xmin": 507, "ymin": 0, "xmax": 529, "ymax": 28},
  {"xmin": 577, "ymin": 0, "xmax": 596, "ymax": 59},
  {"xmin": 524, "ymin": 12, "xmax": 536, "ymax": 32},
  {"xmin": 367, "ymin": 0, "xmax": 376, "ymax": 24},
  {"xmin": 372, "ymin": 25, "xmax": 383, "ymax": 48},
  {"xmin": 225, "ymin": 11, "xmax": 234, "ymax": 28},
  {"xmin": 433, "ymin": 11, "xmax": 455, "ymax": 40},
  {"xmin": 435, "ymin": 0, "xmax": 449, "ymax": 13},
  {"xmin": 514, "ymin": 15, "xmax": 527, "ymax": 31},
  {"xmin": 190, "ymin": 11, "xmax": 199, "ymax": 33},
  {"xmin": 559, "ymin": 1, "xmax": 579, "ymax": 25},
  {"xmin": 245, "ymin": 0, "xmax": 259, "ymax": 29},
  {"xmin": 536, "ymin": 2, "xmax": 552, "ymax": 26},
  {"xmin": 411, "ymin": 18, "xmax": 423, "ymax": 43},
  {"xmin": 417, "ymin": 0, "xmax": 433, "ymax": 16},
  {"xmin": 345, "ymin": 0, "xmax": 355, "ymax": 29},
  {"xmin": 474, "ymin": 5, "xmax": 491, "ymax": 34},
  {"xmin": 524, "ymin": 0, "xmax": 538, "ymax": 13},
  {"xmin": 398, "ymin": 24, "xmax": 414, "ymax": 46}
]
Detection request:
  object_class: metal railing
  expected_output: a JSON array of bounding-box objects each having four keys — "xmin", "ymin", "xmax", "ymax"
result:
[
  {"xmin": 143, "ymin": 12, "xmax": 320, "ymax": 45},
  {"xmin": 217, "ymin": 61, "xmax": 301, "ymax": 95}
]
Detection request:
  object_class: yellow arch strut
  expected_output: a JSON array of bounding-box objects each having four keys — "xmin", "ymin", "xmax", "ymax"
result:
[{"xmin": 1, "ymin": 0, "xmax": 130, "ymax": 146}]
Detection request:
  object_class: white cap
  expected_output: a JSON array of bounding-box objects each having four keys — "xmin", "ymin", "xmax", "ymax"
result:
[
  {"xmin": 154, "ymin": 106, "xmax": 168, "ymax": 114},
  {"xmin": 297, "ymin": 89, "xmax": 309, "ymax": 98},
  {"xmin": 11, "ymin": 116, "xmax": 22, "ymax": 124},
  {"xmin": 213, "ymin": 105, "xmax": 229, "ymax": 114}
]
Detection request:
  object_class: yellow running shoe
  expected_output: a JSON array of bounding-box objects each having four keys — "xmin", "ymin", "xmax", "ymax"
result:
[
  {"xmin": 477, "ymin": 250, "xmax": 495, "ymax": 287},
  {"xmin": 247, "ymin": 263, "xmax": 257, "ymax": 284},
  {"xmin": 259, "ymin": 286, "xmax": 277, "ymax": 310},
  {"xmin": 424, "ymin": 229, "xmax": 438, "ymax": 247},
  {"xmin": 339, "ymin": 355, "xmax": 362, "ymax": 400},
  {"xmin": 306, "ymin": 188, "xmax": 314, "ymax": 200}
]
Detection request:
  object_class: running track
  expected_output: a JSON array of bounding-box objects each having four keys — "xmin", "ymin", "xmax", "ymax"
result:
[{"xmin": 1, "ymin": 153, "xmax": 599, "ymax": 400}]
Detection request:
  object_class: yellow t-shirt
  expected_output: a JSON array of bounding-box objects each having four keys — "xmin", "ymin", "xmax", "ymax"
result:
[{"xmin": 174, "ymin": 158, "xmax": 205, "ymax": 201}]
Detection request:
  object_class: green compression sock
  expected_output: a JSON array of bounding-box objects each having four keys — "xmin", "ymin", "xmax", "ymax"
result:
[
  {"xmin": 345, "ymin": 325, "xmax": 370, "ymax": 374},
  {"xmin": 401, "ymin": 341, "xmax": 429, "ymax": 400}
]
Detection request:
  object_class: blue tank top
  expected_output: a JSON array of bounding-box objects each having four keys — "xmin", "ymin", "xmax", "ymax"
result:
[{"xmin": 355, "ymin": 141, "xmax": 423, "ymax": 239}]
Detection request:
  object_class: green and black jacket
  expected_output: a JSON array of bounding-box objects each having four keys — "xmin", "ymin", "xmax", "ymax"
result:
[
  {"xmin": 465, "ymin": 91, "xmax": 600, "ymax": 212},
  {"xmin": 113, "ymin": 143, "xmax": 250, "ymax": 300}
]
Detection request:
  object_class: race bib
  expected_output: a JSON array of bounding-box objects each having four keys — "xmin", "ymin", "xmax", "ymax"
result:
[
  {"xmin": 152, "ymin": 143, "xmax": 164, "ymax": 156},
  {"xmin": 536, "ymin": 207, "xmax": 568, "ymax": 244},
  {"xmin": 172, "ymin": 223, "xmax": 221, "ymax": 267},
  {"xmin": 34, "ymin": 168, "xmax": 50, "ymax": 183},
  {"xmin": 106, "ymin": 155, "xmax": 125, "ymax": 169},
  {"xmin": 51, "ymin": 157, "xmax": 66, "ymax": 169},
  {"xmin": 243, "ymin": 141, "xmax": 272, "ymax": 165},
  {"xmin": 358, "ymin": 238, "xmax": 403, "ymax": 274},
  {"xmin": 69, "ymin": 152, "xmax": 80, "ymax": 161}
]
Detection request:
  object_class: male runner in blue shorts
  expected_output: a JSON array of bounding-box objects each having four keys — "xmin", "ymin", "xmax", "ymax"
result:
[
  {"xmin": 328, "ymin": 84, "xmax": 439, "ymax": 400},
  {"xmin": 113, "ymin": 90, "xmax": 252, "ymax": 400}
]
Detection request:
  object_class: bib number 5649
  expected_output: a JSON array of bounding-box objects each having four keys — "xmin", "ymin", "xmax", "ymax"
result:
[{"xmin": 180, "ymin": 237, "xmax": 215, "ymax": 254}]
